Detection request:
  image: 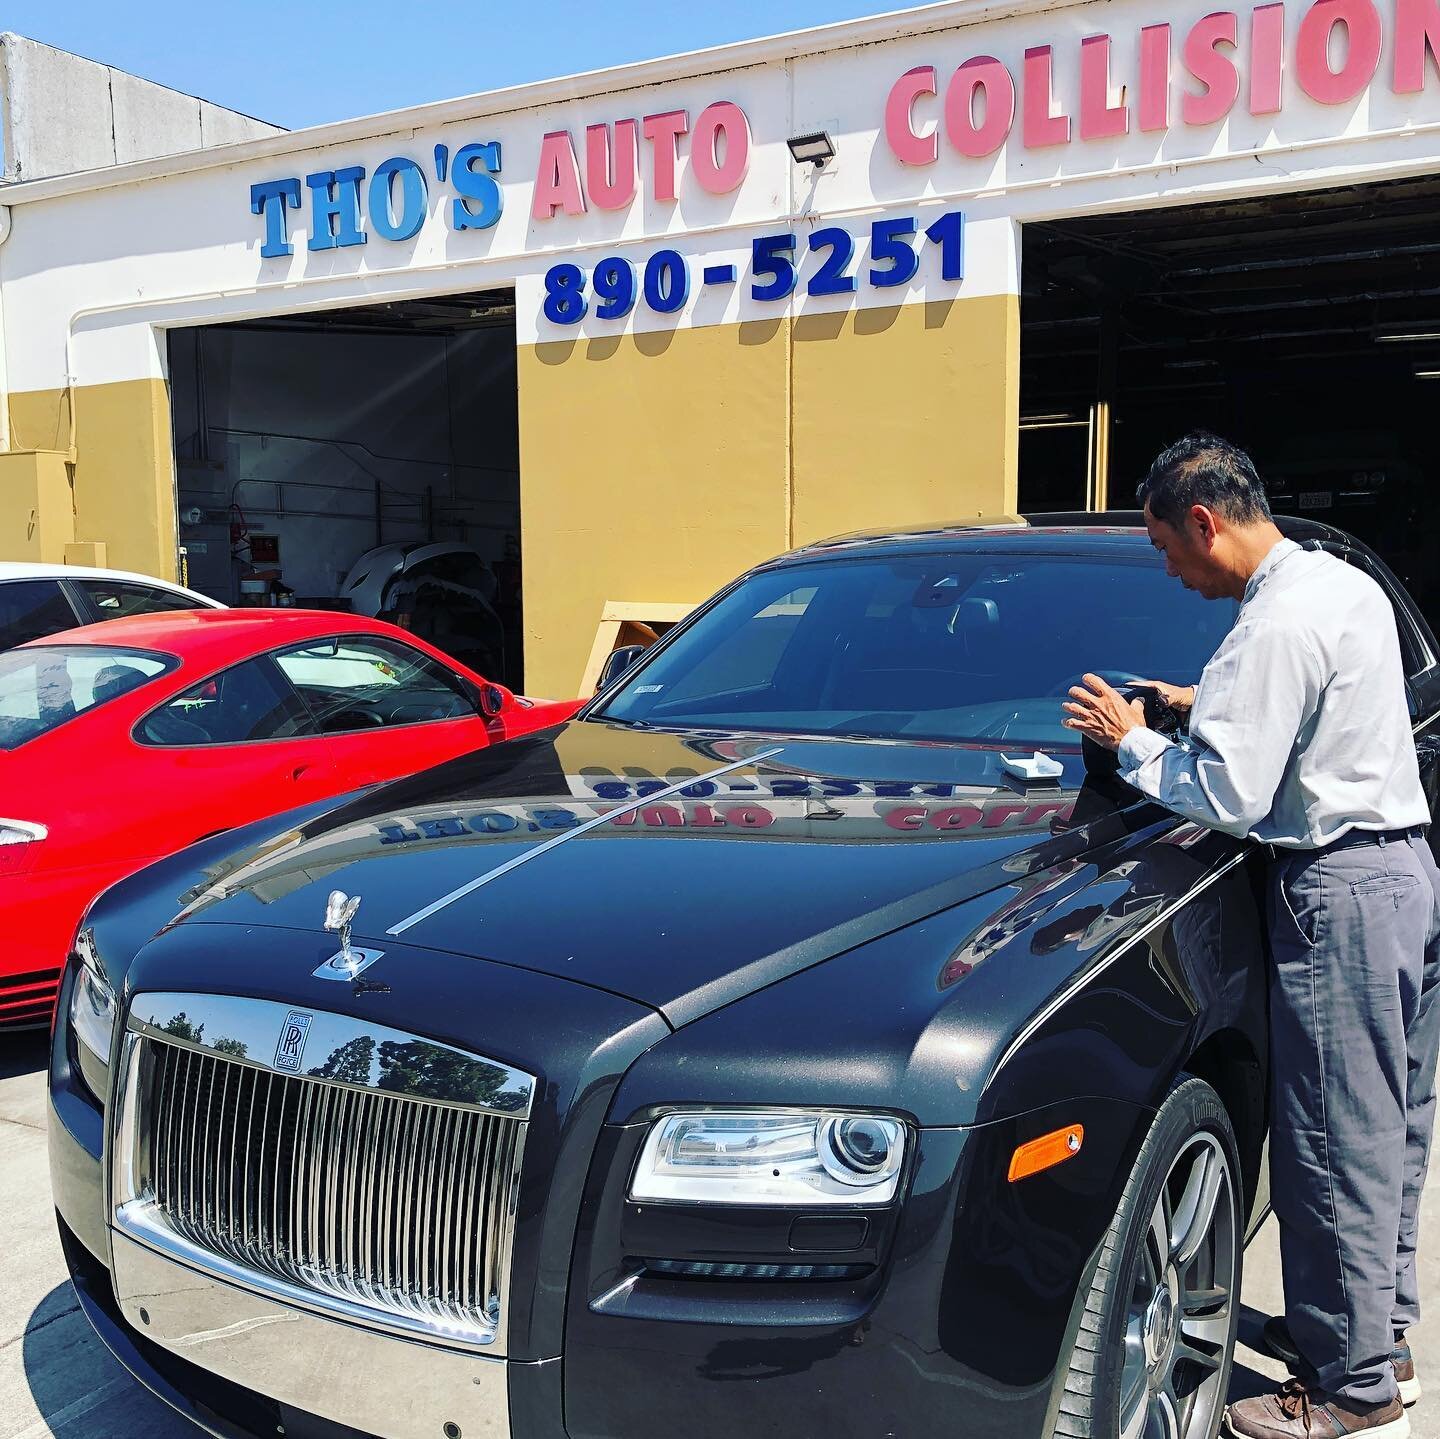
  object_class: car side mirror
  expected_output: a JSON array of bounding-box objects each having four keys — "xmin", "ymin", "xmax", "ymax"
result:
[
  {"xmin": 477, "ymin": 683, "xmax": 506, "ymax": 717},
  {"xmin": 597, "ymin": 645, "xmax": 647, "ymax": 692}
]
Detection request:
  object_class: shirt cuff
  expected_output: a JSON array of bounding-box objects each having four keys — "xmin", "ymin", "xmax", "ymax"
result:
[{"xmin": 1117, "ymin": 726, "xmax": 1172, "ymax": 776}]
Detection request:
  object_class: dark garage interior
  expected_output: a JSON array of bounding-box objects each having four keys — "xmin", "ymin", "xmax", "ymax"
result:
[
  {"xmin": 167, "ymin": 289, "xmax": 527, "ymax": 689},
  {"xmin": 1019, "ymin": 173, "xmax": 1440, "ymax": 632}
]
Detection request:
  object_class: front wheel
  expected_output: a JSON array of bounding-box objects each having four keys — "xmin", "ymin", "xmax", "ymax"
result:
[{"xmin": 1055, "ymin": 1076, "xmax": 1242, "ymax": 1439}]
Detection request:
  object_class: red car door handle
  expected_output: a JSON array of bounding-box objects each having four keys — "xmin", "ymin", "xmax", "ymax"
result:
[{"xmin": 290, "ymin": 763, "xmax": 314, "ymax": 781}]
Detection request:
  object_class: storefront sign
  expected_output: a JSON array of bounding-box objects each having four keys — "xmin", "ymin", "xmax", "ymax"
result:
[
  {"xmin": 249, "ymin": 141, "xmax": 504, "ymax": 258},
  {"xmin": 539, "ymin": 210, "xmax": 964, "ymax": 325},
  {"xmin": 883, "ymin": 0, "xmax": 1440, "ymax": 165},
  {"xmin": 532, "ymin": 103, "xmax": 751, "ymax": 218},
  {"xmin": 244, "ymin": 0, "xmax": 1440, "ymax": 281},
  {"xmin": 247, "ymin": 102, "xmax": 752, "ymax": 260}
]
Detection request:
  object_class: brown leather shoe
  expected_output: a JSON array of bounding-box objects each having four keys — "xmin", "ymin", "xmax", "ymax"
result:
[
  {"xmin": 1223, "ymin": 1378, "xmax": 1409, "ymax": 1438},
  {"xmin": 1262, "ymin": 1318, "xmax": 1421, "ymax": 1408},
  {"xmin": 1392, "ymin": 1333, "xmax": 1421, "ymax": 1409}
]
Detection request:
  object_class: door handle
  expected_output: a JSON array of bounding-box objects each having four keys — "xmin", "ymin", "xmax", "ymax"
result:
[{"xmin": 290, "ymin": 763, "xmax": 314, "ymax": 781}]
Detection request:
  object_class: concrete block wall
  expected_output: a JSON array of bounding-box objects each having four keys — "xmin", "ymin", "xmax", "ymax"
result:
[{"xmin": 0, "ymin": 33, "xmax": 282, "ymax": 183}]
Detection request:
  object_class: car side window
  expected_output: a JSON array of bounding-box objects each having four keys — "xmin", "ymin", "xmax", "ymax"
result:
[
  {"xmin": 273, "ymin": 636, "xmax": 479, "ymax": 734},
  {"xmin": 78, "ymin": 579, "xmax": 209, "ymax": 618},
  {"xmin": 0, "ymin": 580, "xmax": 83, "ymax": 649},
  {"xmin": 137, "ymin": 657, "xmax": 316, "ymax": 746}
]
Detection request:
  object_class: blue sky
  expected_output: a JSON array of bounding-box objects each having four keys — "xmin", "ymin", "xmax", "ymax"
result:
[{"xmin": 4, "ymin": 1, "xmax": 897, "ymax": 131}]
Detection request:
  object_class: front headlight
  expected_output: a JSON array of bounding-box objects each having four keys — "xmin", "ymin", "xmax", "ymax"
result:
[
  {"xmin": 630, "ymin": 1109, "xmax": 908, "ymax": 1206},
  {"xmin": 69, "ymin": 927, "xmax": 117, "ymax": 1100}
]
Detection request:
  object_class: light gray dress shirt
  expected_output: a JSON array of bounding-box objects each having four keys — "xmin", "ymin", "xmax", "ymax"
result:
[{"xmin": 1116, "ymin": 537, "xmax": 1429, "ymax": 848}]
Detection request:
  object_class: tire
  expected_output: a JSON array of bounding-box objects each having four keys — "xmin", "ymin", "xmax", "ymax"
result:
[{"xmin": 1054, "ymin": 1075, "xmax": 1243, "ymax": 1439}]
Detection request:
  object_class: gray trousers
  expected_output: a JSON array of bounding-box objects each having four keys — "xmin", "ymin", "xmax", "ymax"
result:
[{"xmin": 1269, "ymin": 830, "xmax": 1440, "ymax": 1404}]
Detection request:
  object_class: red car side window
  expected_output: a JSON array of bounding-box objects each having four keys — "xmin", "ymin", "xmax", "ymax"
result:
[
  {"xmin": 273, "ymin": 636, "xmax": 480, "ymax": 734},
  {"xmin": 137, "ymin": 658, "xmax": 316, "ymax": 746}
]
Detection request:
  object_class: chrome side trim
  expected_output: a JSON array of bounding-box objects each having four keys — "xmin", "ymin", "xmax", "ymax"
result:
[
  {"xmin": 127, "ymin": 992, "xmax": 534, "ymax": 1118},
  {"xmin": 110, "ymin": 1230, "xmax": 512, "ymax": 1439},
  {"xmin": 987, "ymin": 851, "xmax": 1250, "ymax": 1084},
  {"xmin": 386, "ymin": 746, "xmax": 787, "ymax": 935}
]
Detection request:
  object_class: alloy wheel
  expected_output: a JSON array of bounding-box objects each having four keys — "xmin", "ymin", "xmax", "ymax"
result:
[{"xmin": 1117, "ymin": 1132, "xmax": 1238, "ymax": 1439}]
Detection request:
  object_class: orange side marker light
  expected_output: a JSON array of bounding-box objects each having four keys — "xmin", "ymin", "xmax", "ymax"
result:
[{"xmin": 1008, "ymin": 1125, "xmax": 1085, "ymax": 1183}]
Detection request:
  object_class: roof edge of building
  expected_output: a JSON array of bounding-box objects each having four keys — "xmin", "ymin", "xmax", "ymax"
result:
[{"xmin": 0, "ymin": 0, "xmax": 1049, "ymax": 206}]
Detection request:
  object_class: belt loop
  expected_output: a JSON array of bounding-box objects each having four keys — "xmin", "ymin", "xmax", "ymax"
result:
[{"xmin": 1379, "ymin": 832, "xmax": 1389, "ymax": 847}]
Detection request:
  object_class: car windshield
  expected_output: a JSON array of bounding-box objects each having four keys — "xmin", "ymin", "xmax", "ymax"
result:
[
  {"xmin": 0, "ymin": 645, "xmax": 172, "ymax": 749},
  {"xmin": 596, "ymin": 550, "xmax": 1238, "ymax": 747}
]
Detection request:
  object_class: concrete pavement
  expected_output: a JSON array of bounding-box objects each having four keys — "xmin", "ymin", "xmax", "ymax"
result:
[
  {"xmin": 3, "ymin": 1028, "xmax": 1437, "ymax": 1438},
  {"xmin": 0, "ymin": 1033, "xmax": 191, "ymax": 1439}
]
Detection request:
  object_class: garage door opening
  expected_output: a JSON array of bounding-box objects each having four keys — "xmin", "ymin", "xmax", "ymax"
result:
[
  {"xmin": 167, "ymin": 290, "xmax": 525, "ymax": 689},
  {"xmin": 1019, "ymin": 175, "xmax": 1440, "ymax": 631}
]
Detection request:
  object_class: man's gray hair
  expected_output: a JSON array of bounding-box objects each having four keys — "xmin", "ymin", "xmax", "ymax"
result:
[{"xmin": 1137, "ymin": 432, "xmax": 1273, "ymax": 528}]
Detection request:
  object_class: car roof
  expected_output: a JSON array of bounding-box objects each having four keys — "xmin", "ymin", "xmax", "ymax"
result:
[
  {"xmin": 764, "ymin": 511, "xmax": 1349, "ymax": 565},
  {"xmin": 16, "ymin": 608, "xmax": 402, "ymax": 665},
  {"xmin": 0, "ymin": 561, "xmax": 223, "ymax": 603}
]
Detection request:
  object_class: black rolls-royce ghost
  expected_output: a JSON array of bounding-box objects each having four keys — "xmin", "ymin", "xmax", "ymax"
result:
[{"xmin": 48, "ymin": 516, "xmax": 1440, "ymax": 1439}]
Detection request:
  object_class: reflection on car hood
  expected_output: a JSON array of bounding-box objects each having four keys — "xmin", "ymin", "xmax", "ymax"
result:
[{"xmin": 160, "ymin": 720, "xmax": 1150, "ymax": 1024}]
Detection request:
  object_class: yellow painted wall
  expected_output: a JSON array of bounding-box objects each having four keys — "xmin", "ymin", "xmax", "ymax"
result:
[
  {"xmin": 1, "ymin": 294, "xmax": 1017, "ymax": 696},
  {"xmin": 0, "ymin": 450, "xmax": 74, "ymax": 562},
  {"xmin": 791, "ymin": 294, "xmax": 1018, "ymax": 541},
  {"xmin": 518, "ymin": 293, "xmax": 1018, "ymax": 696},
  {"xmin": 518, "ymin": 320, "xmax": 794, "ymax": 697},
  {"xmin": 8, "ymin": 379, "xmax": 177, "ymax": 580}
]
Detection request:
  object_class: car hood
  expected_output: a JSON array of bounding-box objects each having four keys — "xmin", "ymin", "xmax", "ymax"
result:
[{"xmin": 158, "ymin": 720, "xmax": 1153, "ymax": 1025}]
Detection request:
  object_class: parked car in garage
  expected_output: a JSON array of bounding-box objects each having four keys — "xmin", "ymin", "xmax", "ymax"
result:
[
  {"xmin": 0, "ymin": 561, "xmax": 220, "ymax": 650},
  {"xmin": 339, "ymin": 541, "xmax": 512, "ymax": 685},
  {"xmin": 46, "ymin": 516, "xmax": 1440, "ymax": 1439},
  {"xmin": 0, "ymin": 609, "xmax": 579, "ymax": 1026}
]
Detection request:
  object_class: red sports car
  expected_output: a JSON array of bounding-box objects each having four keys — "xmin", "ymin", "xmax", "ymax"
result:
[{"xmin": 0, "ymin": 609, "xmax": 580, "ymax": 1026}]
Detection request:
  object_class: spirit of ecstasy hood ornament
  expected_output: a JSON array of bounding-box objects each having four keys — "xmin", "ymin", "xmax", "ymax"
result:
[
  {"xmin": 313, "ymin": 891, "xmax": 385, "ymax": 988},
  {"xmin": 324, "ymin": 891, "xmax": 362, "ymax": 969}
]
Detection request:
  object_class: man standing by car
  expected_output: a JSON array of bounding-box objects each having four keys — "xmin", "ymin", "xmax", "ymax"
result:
[{"xmin": 1063, "ymin": 433, "xmax": 1440, "ymax": 1439}]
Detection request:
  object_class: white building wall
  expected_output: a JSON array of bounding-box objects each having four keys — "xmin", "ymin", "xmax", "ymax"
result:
[{"xmin": 1, "ymin": 0, "xmax": 1439, "ymax": 398}]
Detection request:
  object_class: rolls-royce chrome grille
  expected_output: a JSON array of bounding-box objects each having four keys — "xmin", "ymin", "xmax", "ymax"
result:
[{"xmin": 112, "ymin": 994, "xmax": 535, "ymax": 1353}]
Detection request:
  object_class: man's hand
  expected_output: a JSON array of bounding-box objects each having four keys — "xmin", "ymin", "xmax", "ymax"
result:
[
  {"xmin": 1136, "ymin": 679, "xmax": 1196, "ymax": 713},
  {"xmin": 1062, "ymin": 674, "xmax": 1148, "ymax": 752}
]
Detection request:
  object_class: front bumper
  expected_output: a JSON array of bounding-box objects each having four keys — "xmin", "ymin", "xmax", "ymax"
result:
[
  {"xmin": 49, "ymin": 956, "xmax": 1154, "ymax": 1439},
  {"xmin": 110, "ymin": 1230, "xmax": 510, "ymax": 1439}
]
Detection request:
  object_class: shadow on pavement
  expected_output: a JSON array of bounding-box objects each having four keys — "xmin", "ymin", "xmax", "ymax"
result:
[
  {"xmin": 1, "ymin": 1029, "xmax": 49, "ymax": 1082},
  {"xmin": 1229, "ymin": 1358, "xmax": 1287, "ymax": 1402},
  {"xmin": 20, "ymin": 1280, "xmax": 194, "ymax": 1439},
  {"xmin": 1230, "ymin": 1302, "xmax": 1289, "ymax": 1403}
]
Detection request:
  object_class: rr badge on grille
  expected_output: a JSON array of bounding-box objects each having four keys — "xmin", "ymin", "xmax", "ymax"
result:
[{"xmin": 274, "ymin": 1011, "xmax": 313, "ymax": 1072}]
